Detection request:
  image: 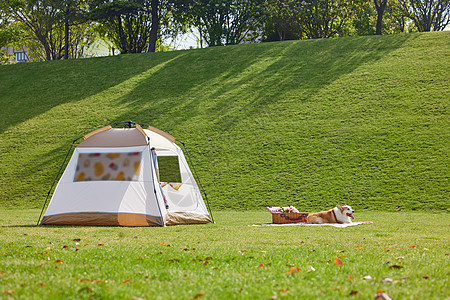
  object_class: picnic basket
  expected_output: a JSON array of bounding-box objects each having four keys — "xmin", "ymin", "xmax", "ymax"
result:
[{"xmin": 271, "ymin": 212, "xmax": 309, "ymax": 224}]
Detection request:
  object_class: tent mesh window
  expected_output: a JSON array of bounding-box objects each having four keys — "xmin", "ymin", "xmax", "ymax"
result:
[
  {"xmin": 74, "ymin": 152, "xmax": 142, "ymax": 182},
  {"xmin": 157, "ymin": 156, "xmax": 182, "ymax": 183}
]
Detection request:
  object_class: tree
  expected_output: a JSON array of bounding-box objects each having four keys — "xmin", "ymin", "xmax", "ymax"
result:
[
  {"xmin": 383, "ymin": 0, "xmax": 407, "ymax": 33},
  {"xmin": 183, "ymin": 0, "xmax": 263, "ymax": 47},
  {"xmin": 90, "ymin": 0, "xmax": 153, "ymax": 53},
  {"xmin": 261, "ymin": 0, "xmax": 304, "ymax": 41},
  {"xmin": 351, "ymin": 0, "xmax": 377, "ymax": 35},
  {"xmin": 400, "ymin": 0, "xmax": 450, "ymax": 31},
  {"xmin": 301, "ymin": 0, "xmax": 360, "ymax": 39},
  {"xmin": 5, "ymin": 0, "xmax": 63, "ymax": 60},
  {"xmin": 4, "ymin": 0, "xmax": 95, "ymax": 60},
  {"xmin": 59, "ymin": 0, "xmax": 89, "ymax": 59}
]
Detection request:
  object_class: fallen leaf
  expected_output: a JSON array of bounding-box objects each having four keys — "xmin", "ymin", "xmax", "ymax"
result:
[
  {"xmin": 79, "ymin": 287, "xmax": 93, "ymax": 293},
  {"xmin": 423, "ymin": 248, "xmax": 430, "ymax": 251},
  {"xmin": 62, "ymin": 245, "xmax": 68, "ymax": 249},
  {"xmin": 306, "ymin": 266, "xmax": 315, "ymax": 272},
  {"xmin": 258, "ymin": 263, "xmax": 264, "ymax": 267},
  {"xmin": 37, "ymin": 283, "xmax": 46, "ymax": 288},
  {"xmin": 382, "ymin": 278, "xmax": 393, "ymax": 283},
  {"xmin": 168, "ymin": 258, "xmax": 180, "ymax": 262},
  {"xmin": 145, "ymin": 275, "xmax": 150, "ymax": 278},
  {"xmin": 280, "ymin": 288, "xmax": 289, "ymax": 294},
  {"xmin": 383, "ymin": 261, "xmax": 391, "ymax": 265},
  {"xmin": 122, "ymin": 280, "xmax": 130, "ymax": 284},
  {"xmin": 422, "ymin": 276, "xmax": 429, "ymax": 279},
  {"xmin": 2, "ymin": 290, "xmax": 15, "ymax": 295},
  {"xmin": 389, "ymin": 265, "xmax": 404, "ymax": 269},
  {"xmin": 75, "ymin": 248, "xmax": 79, "ymax": 252},
  {"xmin": 73, "ymin": 238, "xmax": 81, "ymax": 242},
  {"xmin": 55, "ymin": 259, "xmax": 63, "ymax": 263},
  {"xmin": 288, "ymin": 267, "xmax": 301, "ymax": 274},
  {"xmin": 193, "ymin": 293, "xmax": 204, "ymax": 299},
  {"xmin": 410, "ymin": 245, "xmax": 416, "ymax": 248},
  {"xmin": 92, "ymin": 280, "xmax": 104, "ymax": 283},
  {"xmin": 80, "ymin": 278, "xmax": 90, "ymax": 282},
  {"xmin": 349, "ymin": 290, "xmax": 358, "ymax": 295},
  {"xmin": 98, "ymin": 244, "xmax": 104, "ymax": 246},
  {"xmin": 335, "ymin": 256, "xmax": 343, "ymax": 266},
  {"xmin": 348, "ymin": 275, "xmax": 354, "ymax": 281},
  {"xmin": 336, "ymin": 250, "xmax": 346, "ymax": 253},
  {"xmin": 375, "ymin": 291, "xmax": 392, "ymax": 300}
]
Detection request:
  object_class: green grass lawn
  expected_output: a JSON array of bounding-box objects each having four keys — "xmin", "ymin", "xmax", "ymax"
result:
[
  {"xmin": 1, "ymin": 32, "xmax": 449, "ymax": 211},
  {"xmin": 0, "ymin": 210, "xmax": 448, "ymax": 299}
]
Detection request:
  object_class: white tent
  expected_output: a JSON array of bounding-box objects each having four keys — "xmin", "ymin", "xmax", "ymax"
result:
[{"xmin": 40, "ymin": 123, "xmax": 212, "ymax": 226}]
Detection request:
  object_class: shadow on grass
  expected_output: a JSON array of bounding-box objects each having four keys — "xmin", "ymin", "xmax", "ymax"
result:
[
  {"xmin": 111, "ymin": 34, "xmax": 413, "ymax": 134},
  {"xmin": 0, "ymin": 51, "xmax": 184, "ymax": 134}
]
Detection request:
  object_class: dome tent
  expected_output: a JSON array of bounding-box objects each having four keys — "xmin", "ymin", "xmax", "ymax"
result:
[{"xmin": 38, "ymin": 122, "xmax": 213, "ymax": 226}]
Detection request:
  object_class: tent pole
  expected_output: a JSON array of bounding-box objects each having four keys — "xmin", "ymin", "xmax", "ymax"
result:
[
  {"xmin": 36, "ymin": 137, "xmax": 81, "ymax": 226},
  {"xmin": 149, "ymin": 146, "xmax": 166, "ymax": 226},
  {"xmin": 177, "ymin": 139, "xmax": 215, "ymax": 223}
]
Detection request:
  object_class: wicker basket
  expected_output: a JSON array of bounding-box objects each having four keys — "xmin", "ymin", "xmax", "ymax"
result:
[{"xmin": 271, "ymin": 212, "xmax": 309, "ymax": 224}]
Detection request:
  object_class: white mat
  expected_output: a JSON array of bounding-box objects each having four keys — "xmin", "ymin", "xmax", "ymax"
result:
[{"xmin": 253, "ymin": 221, "xmax": 372, "ymax": 228}]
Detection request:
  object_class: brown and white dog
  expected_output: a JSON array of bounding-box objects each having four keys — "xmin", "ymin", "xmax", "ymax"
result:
[{"xmin": 306, "ymin": 205, "xmax": 355, "ymax": 224}]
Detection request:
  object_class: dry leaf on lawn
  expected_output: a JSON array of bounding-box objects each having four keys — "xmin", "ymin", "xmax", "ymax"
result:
[{"xmin": 335, "ymin": 256, "xmax": 343, "ymax": 266}]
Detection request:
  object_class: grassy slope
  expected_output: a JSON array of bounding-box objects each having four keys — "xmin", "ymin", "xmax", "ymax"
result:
[{"xmin": 0, "ymin": 32, "xmax": 448, "ymax": 211}]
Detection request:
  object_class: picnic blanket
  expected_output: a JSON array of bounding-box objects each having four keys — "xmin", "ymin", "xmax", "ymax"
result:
[{"xmin": 252, "ymin": 221, "xmax": 373, "ymax": 228}]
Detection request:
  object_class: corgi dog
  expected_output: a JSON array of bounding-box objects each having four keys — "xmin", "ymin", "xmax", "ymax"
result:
[{"xmin": 306, "ymin": 205, "xmax": 355, "ymax": 224}]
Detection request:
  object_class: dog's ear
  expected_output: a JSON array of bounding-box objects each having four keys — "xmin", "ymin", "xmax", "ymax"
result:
[{"xmin": 337, "ymin": 205, "xmax": 343, "ymax": 211}]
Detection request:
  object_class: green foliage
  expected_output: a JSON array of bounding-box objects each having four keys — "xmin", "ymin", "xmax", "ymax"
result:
[
  {"xmin": 260, "ymin": 0, "xmax": 304, "ymax": 41},
  {"xmin": 89, "ymin": 0, "xmax": 151, "ymax": 53},
  {"xmin": 187, "ymin": 0, "xmax": 264, "ymax": 46},
  {"xmin": 0, "ymin": 32, "xmax": 449, "ymax": 211},
  {"xmin": 0, "ymin": 209, "xmax": 449, "ymax": 298}
]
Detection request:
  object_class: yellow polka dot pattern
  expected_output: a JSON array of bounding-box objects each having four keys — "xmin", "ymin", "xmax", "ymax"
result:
[{"xmin": 74, "ymin": 152, "xmax": 142, "ymax": 182}]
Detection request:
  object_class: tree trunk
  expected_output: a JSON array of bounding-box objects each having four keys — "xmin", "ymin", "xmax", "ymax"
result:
[
  {"xmin": 147, "ymin": 0, "xmax": 159, "ymax": 53},
  {"xmin": 64, "ymin": 17, "xmax": 69, "ymax": 59},
  {"xmin": 374, "ymin": 0, "xmax": 387, "ymax": 35}
]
